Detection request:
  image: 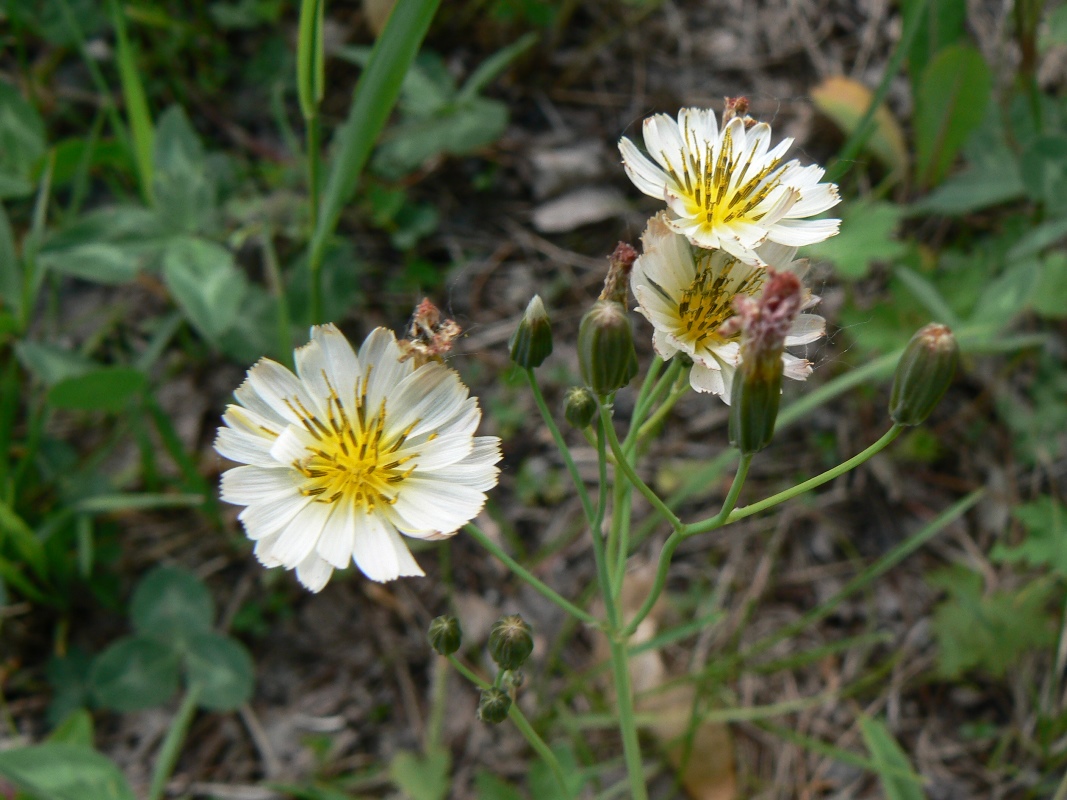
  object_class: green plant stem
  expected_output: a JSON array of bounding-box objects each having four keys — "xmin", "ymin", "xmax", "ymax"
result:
[
  {"xmin": 591, "ymin": 417, "xmax": 648, "ymax": 800},
  {"xmin": 707, "ymin": 424, "xmax": 904, "ymax": 530},
  {"xmin": 599, "ymin": 404, "xmax": 682, "ymax": 533},
  {"xmin": 624, "ymin": 359, "xmax": 681, "ymax": 455},
  {"xmin": 630, "ymin": 355, "xmax": 664, "ymax": 424},
  {"xmin": 148, "ymin": 685, "xmax": 200, "ymax": 800},
  {"xmin": 622, "ymin": 453, "xmax": 753, "ymax": 639},
  {"xmin": 426, "ymin": 655, "xmax": 448, "ymax": 753},
  {"xmin": 633, "ymin": 379, "xmax": 688, "ymax": 445},
  {"xmin": 306, "ymin": 114, "xmax": 323, "ymax": 324},
  {"xmin": 446, "ymin": 655, "xmax": 573, "ymax": 800},
  {"xmin": 464, "ymin": 523, "xmax": 600, "ymax": 627},
  {"xmin": 825, "ymin": 0, "xmax": 929, "ymax": 184},
  {"xmin": 525, "ymin": 369, "xmax": 594, "ymax": 521}
]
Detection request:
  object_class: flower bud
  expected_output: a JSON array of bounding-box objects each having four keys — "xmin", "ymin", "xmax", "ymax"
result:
[
  {"xmin": 578, "ymin": 301, "xmax": 638, "ymax": 395},
  {"xmin": 509, "ymin": 295, "xmax": 553, "ymax": 369},
  {"xmin": 889, "ymin": 323, "xmax": 958, "ymax": 426},
  {"xmin": 427, "ymin": 614, "xmax": 462, "ymax": 656},
  {"xmin": 728, "ymin": 367, "xmax": 782, "ymax": 455},
  {"xmin": 488, "ymin": 614, "xmax": 534, "ymax": 671},
  {"xmin": 477, "ymin": 687, "xmax": 512, "ymax": 724},
  {"xmin": 563, "ymin": 386, "xmax": 597, "ymax": 429}
]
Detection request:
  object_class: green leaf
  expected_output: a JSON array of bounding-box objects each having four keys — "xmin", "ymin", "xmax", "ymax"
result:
[
  {"xmin": 390, "ymin": 748, "xmax": 452, "ymax": 800},
  {"xmin": 928, "ymin": 565, "xmax": 1055, "ymax": 678},
  {"xmin": 970, "ymin": 257, "xmax": 1041, "ymax": 325},
  {"xmin": 458, "ymin": 32, "xmax": 538, "ymax": 100},
  {"xmin": 153, "ymin": 106, "xmax": 216, "ymax": 234},
  {"xmin": 1020, "ymin": 133, "xmax": 1067, "ymax": 212},
  {"xmin": 0, "ymin": 202, "xmax": 19, "ymax": 310},
  {"xmin": 528, "ymin": 743, "xmax": 585, "ymax": 800},
  {"xmin": 474, "ymin": 772, "xmax": 524, "ymax": 800},
  {"xmin": 183, "ymin": 632, "xmax": 255, "ymax": 711},
  {"xmin": 991, "ymin": 496, "xmax": 1067, "ymax": 575},
  {"xmin": 48, "ymin": 709, "xmax": 95, "ymax": 747},
  {"xmin": 807, "ymin": 201, "xmax": 906, "ymax": 279},
  {"xmin": 39, "ymin": 241, "xmax": 140, "ymax": 284},
  {"xmin": 913, "ymin": 45, "xmax": 992, "ymax": 188},
  {"xmin": 901, "ymin": 0, "xmax": 966, "ymax": 87},
  {"xmin": 0, "ymin": 743, "xmax": 135, "ymax": 800},
  {"xmin": 130, "ymin": 565, "xmax": 215, "ymax": 640},
  {"xmin": 1029, "ymin": 252, "xmax": 1067, "ymax": 319},
  {"xmin": 48, "ymin": 367, "xmax": 147, "ymax": 412},
  {"xmin": 89, "ymin": 636, "xmax": 180, "ymax": 712},
  {"xmin": 110, "ymin": 0, "xmax": 154, "ymax": 204},
  {"xmin": 0, "ymin": 80, "xmax": 47, "ymax": 199},
  {"xmin": 45, "ymin": 649, "xmax": 95, "ymax": 727},
  {"xmin": 858, "ymin": 716, "xmax": 927, "ymax": 800},
  {"xmin": 13, "ymin": 341, "xmax": 96, "ymax": 386},
  {"xmin": 162, "ymin": 236, "xmax": 247, "ymax": 345}
]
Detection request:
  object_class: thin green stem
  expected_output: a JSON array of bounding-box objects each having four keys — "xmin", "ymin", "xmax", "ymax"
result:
[
  {"xmin": 631, "ymin": 355, "xmax": 664, "ymax": 424},
  {"xmin": 446, "ymin": 656, "xmax": 573, "ymax": 800},
  {"xmin": 607, "ymin": 637, "xmax": 648, "ymax": 800},
  {"xmin": 622, "ymin": 454, "xmax": 753, "ymax": 638},
  {"xmin": 592, "ymin": 417, "xmax": 617, "ymax": 628},
  {"xmin": 526, "ymin": 369, "xmax": 595, "ymax": 522},
  {"xmin": 599, "ymin": 404, "xmax": 682, "ymax": 533},
  {"xmin": 464, "ymin": 523, "xmax": 600, "ymax": 627},
  {"xmin": 148, "ymin": 685, "xmax": 201, "ymax": 800},
  {"xmin": 610, "ymin": 465, "xmax": 632, "ymax": 600},
  {"xmin": 633, "ymin": 379, "xmax": 688, "ymax": 445},
  {"xmin": 714, "ymin": 424, "xmax": 904, "ymax": 529},
  {"xmin": 624, "ymin": 358, "xmax": 680, "ymax": 454},
  {"xmin": 307, "ymin": 113, "xmax": 323, "ymax": 325},
  {"xmin": 825, "ymin": 0, "xmax": 929, "ymax": 184}
]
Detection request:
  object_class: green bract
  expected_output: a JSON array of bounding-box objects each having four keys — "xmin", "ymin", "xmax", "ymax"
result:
[
  {"xmin": 889, "ymin": 323, "xmax": 958, "ymax": 426},
  {"xmin": 577, "ymin": 300, "xmax": 638, "ymax": 396}
]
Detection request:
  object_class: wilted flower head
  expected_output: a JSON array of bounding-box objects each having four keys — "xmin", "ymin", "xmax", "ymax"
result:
[
  {"xmin": 215, "ymin": 323, "xmax": 501, "ymax": 591},
  {"xmin": 619, "ymin": 104, "xmax": 840, "ymax": 263},
  {"xmin": 631, "ymin": 214, "xmax": 824, "ymax": 402},
  {"xmin": 398, "ymin": 298, "xmax": 462, "ymax": 367}
]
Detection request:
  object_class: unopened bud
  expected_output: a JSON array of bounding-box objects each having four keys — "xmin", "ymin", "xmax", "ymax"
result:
[
  {"xmin": 728, "ymin": 367, "xmax": 782, "ymax": 455},
  {"xmin": 427, "ymin": 615, "xmax": 462, "ymax": 656},
  {"xmin": 477, "ymin": 687, "xmax": 512, "ymax": 724},
  {"xmin": 488, "ymin": 614, "xmax": 534, "ymax": 671},
  {"xmin": 509, "ymin": 295, "xmax": 553, "ymax": 369},
  {"xmin": 563, "ymin": 386, "xmax": 597, "ymax": 429},
  {"xmin": 889, "ymin": 323, "xmax": 958, "ymax": 426},
  {"xmin": 578, "ymin": 301, "xmax": 638, "ymax": 395}
]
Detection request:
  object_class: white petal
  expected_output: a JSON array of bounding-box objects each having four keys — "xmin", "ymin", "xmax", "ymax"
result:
[
  {"xmin": 215, "ymin": 427, "xmax": 276, "ymax": 468},
  {"xmin": 293, "ymin": 337, "xmax": 333, "ymax": 408},
  {"xmin": 271, "ymin": 501, "xmax": 337, "ymax": 567},
  {"xmin": 388, "ymin": 364, "xmax": 469, "ymax": 438},
  {"xmin": 767, "ymin": 218, "xmax": 841, "ymax": 246},
  {"xmin": 313, "ymin": 323, "xmax": 363, "ymax": 419},
  {"xmin": 221, "ymin": 465, "xmax": 298, "ymax": 505},
  {"xmin": 350, "ymin": 511, "xmax": 415, "ymax": 582},
  {"xmin": 396, "ymin": 430, "xmax": 474, "ymax": 472},
  {"xmin": 689, "ymin": 362, "xmax": 726, "ymax": 396},
  {"xmin": 294, "ymin": 553, "xmax": 334, "ymax": 592},
  {"xmin": 233, "ymin": 378, "xmax": 289, "ymax": 428},
  {"xmin": 785, "ymin": 314, "xmax": 826, "ymax": 345},
  {"xmin": 753, "ymin": 241, "xmax": 799, "ymax": 271},
  {"xmin": 316, "ymin": 501, "xmax": 356, "ymax": 568},
  {"xmin": 620, "ymin": 137, "xmax": 671, "ymax": 199},
  {"xmin": 223, "ymin": 404, "xmax": 283, "ymax": 441},
  {"xmin": 268, "ymin": 426, "xmax": 317, "ymax": 466},
  {"xmin": 239, "ymin": 492, "xmax": 307, "ymax": 540},
  {"xmin": 651, "ymin": 328, "xmax": 679, "ymax": 360},
  {"xmin": 391, "ymin": 477, "xmax": 487, "ymax": 534},
  {"xmin": 782, "ymin": 352, "xmax": 813, "ymax": 380},
  {"xmin": 244, "ymin": 358, "xmax": 322, "ymax": 426},
  {"xmin": 360, "ymin": 328, "xmax": 413, "ymax": 413},
  {"xmin": 254, "ymin": 530, "xmax": 284, "ymax": 567}
]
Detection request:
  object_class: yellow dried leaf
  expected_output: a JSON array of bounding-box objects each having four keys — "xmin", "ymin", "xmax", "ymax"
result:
[{"xmin": 811, "ymin": 76, "xmax": 909, "ymax": 184}]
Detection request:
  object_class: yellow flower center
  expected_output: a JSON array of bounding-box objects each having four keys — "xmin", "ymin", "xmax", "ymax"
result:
[
  {"xmin": 663, "ymin": 123, "xmax": 786, "ymax": 229},
  {"xmin": 288, "ymin": 373, "xmax": 422, "ymax": 511},
  {"xmin": 676, "ymin": 256, "xmax": 764, "ymax": 349}
]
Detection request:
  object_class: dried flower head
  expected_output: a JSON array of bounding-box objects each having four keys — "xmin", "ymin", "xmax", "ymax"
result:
[{"xmin": 398, "ymin": 298, "xmax": 462, "ymax": 367}]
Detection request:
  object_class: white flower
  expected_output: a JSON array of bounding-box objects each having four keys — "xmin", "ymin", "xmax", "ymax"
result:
[
  {"xmin": 215, "ymin": 324, "xmax": 501, "ymax": 591},
  {"xmin": 619, "ymin": 107, "xmax": 840, "ymax": 263},
  {"xmin": 631, "ymin": 214, "xmax": 825, "ymax": 401}
]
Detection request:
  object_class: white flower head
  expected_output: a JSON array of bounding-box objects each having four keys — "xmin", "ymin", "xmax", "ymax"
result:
[
  {"xmin": 631, "ymin": 213, "xmax": 825, "ymax": 402},
  {"xmin": 215, "ymin": 324, "xmax": 502, "ymax": 591},
  {"xmin": 619, "ymin": 106, "xmax": 841, "ymax": 263}
]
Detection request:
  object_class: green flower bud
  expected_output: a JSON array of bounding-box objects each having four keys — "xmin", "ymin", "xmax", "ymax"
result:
[
  {"xmin": 427, "ymin": 614, "xmax": 462, "ymax": 656},
  {"xmin": 728, "ymin": 367, "xmax": 782, "ymax": 455},
  {"xmin": 577, "ymin": 300, "xmax": 638, "ymax": 396},
  {"xmin": 477, "ymin": 687, "xmax": 512, "ymax": 724},
  {"xmin": 488, "ymin": 614, "xmax": 534, "ymax": 671},
  {"xmin": 889, "ymin": 323, "xmax": 958, "ymax": 426},
  {"xmin": 563, "ymin": 386, "xmax": 597, "ymax": 429},
  {"xmin": 509, "ymin": 295, "xmax": 553, "ymax": 369}
]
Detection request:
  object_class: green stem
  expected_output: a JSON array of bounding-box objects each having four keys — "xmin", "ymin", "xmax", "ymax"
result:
[
  {"xmin": 622, "ymin": 454, "xmax": 752, "ymax": 638},
  {"xmin": 633, "ymin": 379, "xmax": 688, "ymax": 445},
  {"xmin": 624, "ymin": 358, "xmax": 680, "ymax": 454},
  {"xmin": 592, "ymin": 416, "xmax": 648, "ymax": 800},
  {"xmin": 306, "ymin": 113, "xmax": 323, "ymax": 324},
  {"xmin": 825, "ymin": 0, "xmax": 929, "ymax": 184},
  {"xmin": 446, "ymin": 656, "xmax": 573, "ymax": 800},
  {"xmin": 599, "ymin": 404, "xmax": 683, "ymax": 533},
  {"xmin": 607, "ymin": 636, "xmax": 648, "ymax": 800},
  {"xmin": 525, "ymin": 369, "xmax": 595, "ymax": 522},
  {"xmin": 148, "ymin": 685, "xmax": 201, "ymax": 800},
  {"xmin": 464, "ymin": 523, "xmax": 600, "ymax": 628},
  {"xmin": 686, "ymin": 425, "xmax": 904, "ymax": 536}
]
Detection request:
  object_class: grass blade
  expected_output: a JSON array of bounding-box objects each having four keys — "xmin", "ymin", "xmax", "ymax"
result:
[{"xmin": 108, "ymin": 0, "xmax": 155, "ymax": 204}]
